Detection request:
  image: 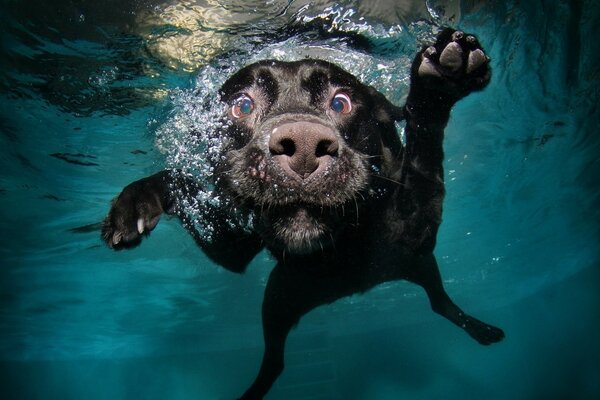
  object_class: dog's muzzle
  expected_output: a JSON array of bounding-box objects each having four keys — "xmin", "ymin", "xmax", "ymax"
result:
[{"xmin": 268, "ymin": 120, "xmax": 339, "ymax": 181}]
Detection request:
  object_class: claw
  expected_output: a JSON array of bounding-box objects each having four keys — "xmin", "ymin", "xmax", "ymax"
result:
[
  {"xmin": 439, "ymin": 41, "xmax": 463, "ymax": 72},
  {"xmin": 451, "ymin": 30, "xmax": 464, "ymax": 41},
  {"xmin": 467, "ymin": 49, "xmax": 487, "ymax": 74},
  {"xmin": 423, "ymin": 46, "xmax": 437, "ymax": 59},
  {"xmin": 113, "ymin": 231, "xmax": 122, "ymax": 246},
  {"xmin": 137, "ymin": 218, "xmax": 145, "ymax": 234}
]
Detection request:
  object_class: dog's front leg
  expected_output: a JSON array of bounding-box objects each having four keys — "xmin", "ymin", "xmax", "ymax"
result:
[
  {"xmin": 394, "ymin": 29, "xmax": 492, "ymax": 253},
  {"xmin": 101, "ymin": 170, "xmax": 176, "ymax": 248},
  {"xmin": 403, "ymin": 28, "xmax": 491, "ymax": 168},
  {"xmin": 102, "ymin": 170, "xmax": 263, "ymax": 272}
]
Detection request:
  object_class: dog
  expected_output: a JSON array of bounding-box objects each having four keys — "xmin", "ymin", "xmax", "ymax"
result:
[{"xmin": 102, "ymin": 28, "xmax": 504, "ymax": 399}]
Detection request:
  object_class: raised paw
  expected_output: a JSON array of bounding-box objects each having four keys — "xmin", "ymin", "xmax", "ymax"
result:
[
  {"xmin": 413, "ymin": 28, "xmax": 491, "ymax": 100},
  {"xmin": 462, "ymin": 315, "xmax": 505, "ymax": 345},
  {"xmin": 101, "ymin": 178, "xmax": 164, "ymax": 249}
]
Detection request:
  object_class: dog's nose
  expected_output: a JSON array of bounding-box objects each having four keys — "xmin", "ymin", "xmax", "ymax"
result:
[{"xmin": 269, "ymin": 121, "xmax": 339, "ymax": 179}]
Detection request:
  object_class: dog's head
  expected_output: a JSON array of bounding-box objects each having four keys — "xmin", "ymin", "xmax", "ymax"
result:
[{"xmin": 216, "ymin": 59, "xmax": 403, "ymax": 255}]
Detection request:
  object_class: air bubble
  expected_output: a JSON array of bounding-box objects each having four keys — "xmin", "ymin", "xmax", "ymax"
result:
[{"xmin": 153, "ymin": 19, "xmax": 434, "ymax": 242}]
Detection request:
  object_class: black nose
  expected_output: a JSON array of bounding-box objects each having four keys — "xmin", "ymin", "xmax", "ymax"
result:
[{"xmin": 269, "ymin": 121, "xmax": 339, "ymax": 179}]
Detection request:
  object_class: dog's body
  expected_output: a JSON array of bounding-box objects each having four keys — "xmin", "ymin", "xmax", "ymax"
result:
[{"xmin": 102, "ymin": 28, "xmax": 504, "ymax": 399}]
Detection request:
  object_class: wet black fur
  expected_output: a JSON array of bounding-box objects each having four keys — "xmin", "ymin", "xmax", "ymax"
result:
[{"xmin": 101, "ymin": 27, "xmax": 504, "ymax": 399}]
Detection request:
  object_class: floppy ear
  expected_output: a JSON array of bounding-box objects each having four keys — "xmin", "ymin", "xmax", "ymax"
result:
[
  {"xmin": 367, "ymin": 86, "xmax": 405, "ymax": 122},
  {"xmin": 366, "ymin": 86, "xmax": 405, "ymax": 161}
]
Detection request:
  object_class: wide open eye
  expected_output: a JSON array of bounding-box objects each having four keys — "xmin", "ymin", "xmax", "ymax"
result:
[
  {"xmin": 330, "ymin": 92, "xmax": 352, "ymax": 114},
  {"xmin": 231, "ymin": 94, "xmax": 254, "ymax": 118}
]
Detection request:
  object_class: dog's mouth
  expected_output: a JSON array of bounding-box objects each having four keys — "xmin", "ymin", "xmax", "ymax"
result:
[
  {"xmin": 221, "ymin": 142, "xmax": 371, "ymax": 254},
  {"xmin": 219, "ymin": 115, "xmax": 372, "ymax": 255},
  {"xmin": 257, "ymin": 203, "xmax": 343, "ymax": 255},
  {"xmin": 225, "ymin": 145, "xmax": 369, "ymax": 205}
]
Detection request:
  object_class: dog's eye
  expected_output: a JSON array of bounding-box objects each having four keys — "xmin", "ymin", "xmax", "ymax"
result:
[
  {"xmin": 231, "ymin": 95, "xmax": 254, "ymax": 118},
  {"xmin": 330, "ymin": 93, "xmax": 352, "ymax": 114}
]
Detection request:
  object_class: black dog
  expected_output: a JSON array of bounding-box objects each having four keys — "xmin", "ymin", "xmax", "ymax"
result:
[{"xmin": 102, "ymin": 28, "xmax": 504, "ymax": 399}]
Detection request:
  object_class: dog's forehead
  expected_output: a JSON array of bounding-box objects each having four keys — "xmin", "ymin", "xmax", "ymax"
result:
[{"xmin": 220, "ymin": 59, "xmax": 360, "ymax": 99}]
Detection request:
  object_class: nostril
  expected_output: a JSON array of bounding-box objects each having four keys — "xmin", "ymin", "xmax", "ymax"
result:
[
  {"xmin": 315, "ymin": 139, "xmax": 338, "ymax": 158},
  {"xmin": 270, "ymin": 137, "xmax": 296, "ymax": 156},
  {"xmin": 280, "ymin": 138, "xmax": 295, "ymax": 157}
]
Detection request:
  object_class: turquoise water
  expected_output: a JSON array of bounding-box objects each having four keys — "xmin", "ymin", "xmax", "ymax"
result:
[{"xmin": 1, "ymin": 0, "xmax": 599, "ymax": 399}]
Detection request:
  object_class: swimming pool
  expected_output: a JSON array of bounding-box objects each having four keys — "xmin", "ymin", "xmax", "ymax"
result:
[{"xmin": 1, "ymin": 0, "xmax": 599, "ymax": 399}]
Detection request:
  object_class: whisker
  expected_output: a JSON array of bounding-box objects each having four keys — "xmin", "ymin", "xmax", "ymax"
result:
[
  {"xmin": 328, "ymin": 232, "xmax": 336, "ymax": 252},
  {"xmin": 353, "ymin": 195, "xmax": 360, "ymax": 225},
  {"xmin": 212, "ymin": 167, "xmax": 233, "ymax": 177},
  {"xmin": 370, "ymin": 174, "xmax": 406, "ymax": 187},
  {"xmin": 362, "ymin": 154, "xmax": 383, "ymax": 159},
  {"xmin": 355, "ymin": 132, "xmax": 374, "ymax": 147},
  {"xmin": 258, "ymin": 198, "xmax": 266, "ymax": 215}
]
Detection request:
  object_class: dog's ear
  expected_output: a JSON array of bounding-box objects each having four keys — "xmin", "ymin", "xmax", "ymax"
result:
[
  {"xmin": 366, "ymin": 87, "xmax": 404, "ymax": 159},
  {"xmin": 367, "ymin": 86, "xmax": 405, "ymax": 122}
]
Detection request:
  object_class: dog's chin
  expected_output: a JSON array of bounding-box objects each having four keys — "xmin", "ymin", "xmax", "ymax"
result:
[{"xmin": 267, "ymin": 206, "xmax": 332, "ymax": 255}]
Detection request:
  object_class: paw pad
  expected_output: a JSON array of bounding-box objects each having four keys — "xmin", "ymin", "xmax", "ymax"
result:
[
  {"xmin": 439, "ymin": 41, "xmax": 463, "ymax": 72},
  {"xmin": 467, "ymin": 49, "xmax": 487, "ymax": 74},
  {"xmin": 414, "ymin": 29, "xmax": 491, "ymax": 96}
]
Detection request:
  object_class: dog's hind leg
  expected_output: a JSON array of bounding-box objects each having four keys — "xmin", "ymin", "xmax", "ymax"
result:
[
  {"xmin": 238, "ymin": 315, "xmax": 294, "ymax": 400},
  {"xmin": 406, "ymin": 253, "xmax": 505, "ymax": 345},
  {"xmin": 239, "ymin": 260, "xmax": 350, "ymax": 399},
  {"xmin": 238, "ymin": 265, "xmax": 303, "ymax": 400}
]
